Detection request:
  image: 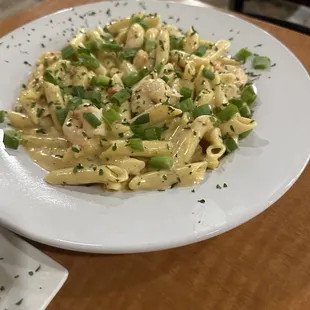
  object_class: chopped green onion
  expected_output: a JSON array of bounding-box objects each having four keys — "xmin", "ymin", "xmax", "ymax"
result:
[
  {"xmin": 202, "ymin": 68, "xmax": 215, "ymax": 80},
  {"xmin": 239, "ymin": 103, "xmax": 252, "ymax": 118},
  {"xmin": 121, "ymin": 48, "xmax": 138, "ymax": 60},
  {"xmin": 234, "ymin": 48, "xmax": 252, "ymax": 62},
  {"xmin": 123, "ymin": 72, "xmax": 141, "ymax": 88},
  {"xmin": 61, "ymin": 45, "xmax": 76, "ymax": 60},
  {"xmin": 239, "ymin": 130, "xmax": 252, "ymax": 139},
  {"xmin": 155, "ymin": 63, "xmax": 163, "ymax": 73},
  {"xmin": 90, "ymin": 75, "xmax": 111, "ymax": 87},
  {"xmin": 241, "ymin": 85, "xmax": 257, "ymax": 104},
  {"xmin": 149, "ymin": 156, "xmax": 173, "ymax": 169},
  {"xmin": 131, "ymin": 15, "xmax": 143, "ymax": 23},
  {"xmin": 229, "ymin": 98, "xmax": 252, "ymax": 117},
  {"xmin": 252, "ymin": 56, "xmax": 271, "ymax": 70},
  {"xmin": 127, "ymin": 138, "xmax": 144, "ymax": 152},
  {"xmin": 77, "ymin": 47, "xmax": 91, "ymax": 56},
  {"xmin": 102, "ymin": 108, "xmax": 120, "ymax": 126},
  {"xmin": 56, "ymin": 108, "xmax": 68, "ymax": 125},
  {"xmin": 77, "ymin": 54, "xmax": 100, "ymax": 69},
  {"xmin": 144, "ymin": 127, "xmax": 163, "ymax": 140},
  {"xmin": 170, "ymin": 35, "xmax": 183, "ymax": 50},
  {"xmin": 175, "ymin": 98, "xmax": 194, "ymax": 112},
  {"xmin": 144, "ymin": 39, "xmax": 156, "ymax": 53},
  {"xmin": 210, "ymin": 116, "xmax": 221, "ymax": 127},
  {"xmin": 132, "ymin": 113, "xmax": 150, "ymax": 125},
  {"xmin": 86, "ymin": 91, "xmax": 102, "ymax": 108},
  {"xmin": 229, "ymin": 98, "xmax": 243, "ymax": 109},
  {"xmin": 137, "ymin": 20, "xmax": 149, "ymax": 30},
  {"xmin": 72, "ymin": 86, "xmax": 85, "ymax": 98},
  {"xmin": 67, "ymin": 97, "xmax": 83, "ymax": 110},
  {"xmin": 217, "ymin": 104, "xmax": 238, "ymax": 121},
  {"xmin": 110, "ymin": 89, "xmax": 130, "ymax": 105},
  {"xmin": 192, "ymin": 104, "xmax": 212, "ymax": 118},
  {"xmin": 85, "ymin": 40, "xmax": 101, "ymax": 53},
  {"xmin": 162, "ymin": 75, "xmax": 169, "ymax": 83},
  {"xmin": 43, "ymin": 71, "xmax": 58, "ymax": 85},
  {"xmin": 194, "ymin": 46, "xmax": 207, "ymax": 57},
  {"xmin": 100, "ymin": 43, "xmax": 123, "ymax": 52},
  {"xmin": 83, "ymin": 112, "xmax": 102, "ymax": 128},
  {"xmin": 62, "ymin": 86, "xmax": 73, "ymax": 95},
  {"xmin": 130, "ymin": 124, "xmax": 145, "ymax": 138},
  {"xmin": 0, "ymin": 110, "xmax": 6, "ymax": 123},
  {"xmin": 139, "ymin": 67, "xmax": 150, "ymax": 79},
  {"xmin": 3, "ymin": 130, "xmax": 21, "ymax": 149},
  {"xmin": 224, "ymin": 137, "xmax": 238, "ymax": 153},
  {"xmin": 180, "ymin": 87, "xmax": 192, "ymax": 99},
  {"xmin": 131, "ymin": 16, "xmax": 149, "ymax": 30}
]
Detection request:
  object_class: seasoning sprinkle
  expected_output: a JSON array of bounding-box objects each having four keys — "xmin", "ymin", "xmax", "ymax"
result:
[
  {"xmin": 73, "ymin": 163, "xmax": 84, "ymax": 173},
  {"xmin": 16, "ymin": 298, "xmax": 23, "ymax": 306},
  {"xmin": 170, "ymin": 182, "xmax": 178, "ymax": 189},
  {"xmin": 35, "ymin": 265, "xmax": 41, "ymax": 272},
  {"xmin": 198, "ymin": 199, "xmax": 205, "ymax": 203}
]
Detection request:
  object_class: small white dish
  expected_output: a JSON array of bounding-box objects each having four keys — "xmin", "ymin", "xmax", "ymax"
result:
[
  {"xmin": 0, "ymin": 0, "xmax": 310, "ymax": 253},
  {"xmin": 0, "ymin": 227, "xmax": 68, "ymax": 310}
]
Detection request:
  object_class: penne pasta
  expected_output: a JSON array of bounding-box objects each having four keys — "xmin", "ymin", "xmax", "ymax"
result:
[
  {"xmin": 21, "ymin": 134, "xmax": 70, "ymax": 148},
  {"xmin": 156, "ymin": 29, "xmax": 170, "ymax": 66},
  {"xmin": 7, "ymin": 111, "xmax": 35, "ymax": 129},
  {"xmin": 172, "ymin": 115, "xmax": 214, "ymax": 166},
  {"xmin": 100, "ymin": 156, "xmax": 146, "ymax": 176},
  {"xmin": 45, "ymin": 165, "xmax": 128, "ymax": 185},
  {"xmin": 129, "ymin": 162, "xmax": 208, "ymax": 191},
  {"xmin": 4, "ymin": 13, "xmax": 258, "ymax": 192},
  {"xmin": 100, "ymin": 140, "xmax": 173, "ymax": 158}
]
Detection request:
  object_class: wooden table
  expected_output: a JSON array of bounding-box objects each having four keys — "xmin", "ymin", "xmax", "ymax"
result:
[{"xmin": 1, "ymin": 1, "xmax": 310, "ymax": 309}]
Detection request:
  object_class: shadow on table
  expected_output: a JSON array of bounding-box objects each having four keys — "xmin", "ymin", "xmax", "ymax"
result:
[
  {"xmin": 31, "ymin": 240, "xmax": 209, "ymax": 295},
  {"xmin": 26, "ymin": 175, "xmax": 310, "ymax": 310}
]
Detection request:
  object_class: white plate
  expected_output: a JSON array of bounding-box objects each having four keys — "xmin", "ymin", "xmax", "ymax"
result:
[
  {"xmin": 0, "ymin": 227, "xmax": 68, "ymax": 309},
  {"xmin": 0, "ymin": 0, "xmax": 309, "ymax": 253}
]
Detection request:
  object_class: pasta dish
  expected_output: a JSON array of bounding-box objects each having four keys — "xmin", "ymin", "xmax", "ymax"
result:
[{"xmin": 2, "ymin": 13, "xmax": 261, "ymax": 191}]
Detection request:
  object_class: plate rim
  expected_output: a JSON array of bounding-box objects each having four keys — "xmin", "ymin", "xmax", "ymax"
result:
[{"xmin": 0, "ymin": 0, "xmax": 310, "ymax": 253}]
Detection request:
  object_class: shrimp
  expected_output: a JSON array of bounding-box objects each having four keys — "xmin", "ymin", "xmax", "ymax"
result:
[
  {"xmin": 62, "ymin": 104, "xmax": 107, "ymax": 148},
  {"xmin": 131, "ymin": 77, "xmax": 181, "ymax": 114}
]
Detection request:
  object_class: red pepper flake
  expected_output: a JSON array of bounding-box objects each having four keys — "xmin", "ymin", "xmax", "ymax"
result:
[{"xmin": 107, "ymin": 88, "xmax": 117, "ymax": 95}]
